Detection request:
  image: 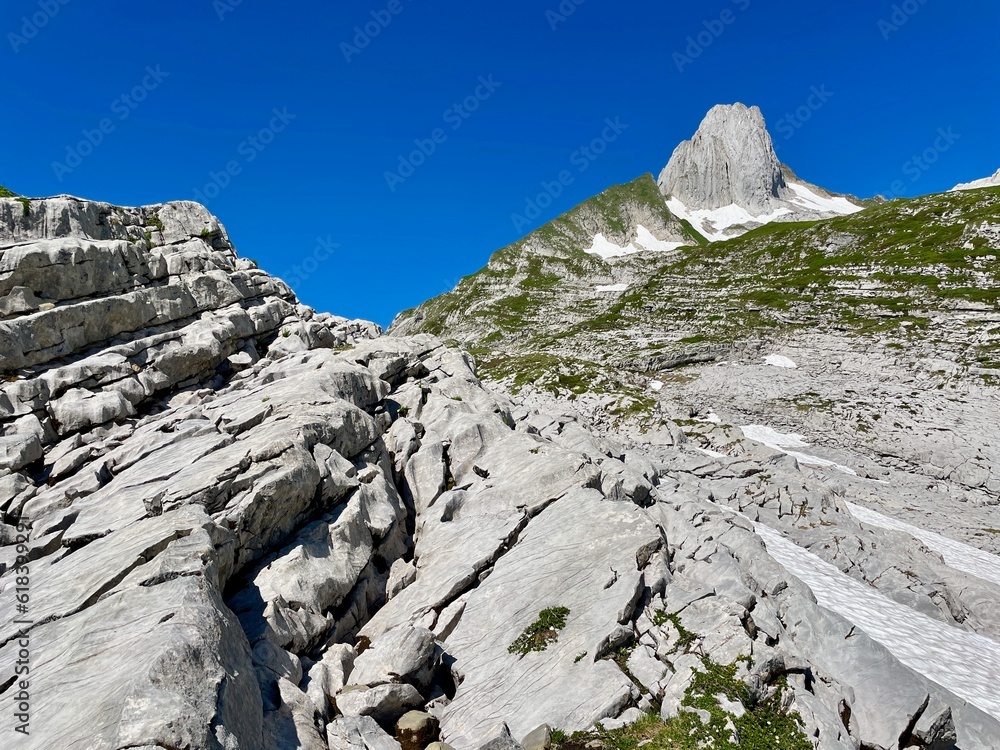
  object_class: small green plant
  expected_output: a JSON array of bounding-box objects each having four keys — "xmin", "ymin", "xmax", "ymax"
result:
[
  {"xmin": 508, "ymin": 606, "xmax": 570, "ymax": 655},
  {"xmin": 550, "ymin": 729, "xmax": 568, "ymax": 745},
  {"xmin": 574, "ymin": 651, "xmax": 587, "ymax": 663},
  {"xmin": 0, "ymin": 185, "xmax": 16, "ymax": 198},
  {"xmin": 15, "ymin": 197, "xmax": 30, "ymax": 216},
  {"xmin": 398, "ymin": 405, "xmax": 410, "ymax": 418},
  {"xmin": 148, "ymin": 213, "xmax": 164, "ymax": 232},
  {"xmin": 200, "ymin": 227, "xmax": 211, "ymax": 237},
  {"xmin": 551, "ymin": 657, "xmax": 811, "ymax": 750},
  {"xmin": 281, "ymin": 328, "xmax": 291, "ymax": 338},
  {"xmin": 261, "ymin": 397, "xmax": 271, "ymax": 403},
  {"xmin": 451, "ymin": 395, "xmax": 463, "ymax": 401},
  {"xmin": 650, "ymin": 610, "xmax": 698, "ymax": 654}
]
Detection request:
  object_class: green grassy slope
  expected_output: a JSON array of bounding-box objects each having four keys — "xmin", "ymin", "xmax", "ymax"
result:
[
  {"xmin": 392, "ymin": 174, "xmax": 702, "ymax": 341},
  {"xmin": 394, "ymin": 182, "xmax": 1000, "ymax": 410}
]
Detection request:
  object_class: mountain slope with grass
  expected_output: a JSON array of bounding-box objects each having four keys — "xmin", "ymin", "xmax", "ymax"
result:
[
  {"xmin": 394, "ymin": 172, "xmax": 1000, "ymax": 393},
  {"xmin": 390, "ymin": 108, "xmax": 1000, "ymax": 568},
  {"xmin": 393, "ymin": 173, "xmax": 704, "ymax": 343}
]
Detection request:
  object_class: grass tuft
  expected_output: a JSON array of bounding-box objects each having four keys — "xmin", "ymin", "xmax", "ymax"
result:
[{"xmin": 508, "ymin": 607, "xmax": 570, "ymax": 655}]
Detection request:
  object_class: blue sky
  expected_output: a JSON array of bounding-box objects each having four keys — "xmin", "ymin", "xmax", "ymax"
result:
[{"xmin": 4, "ymin": 0, "xmax": 998, "ymax": 327}]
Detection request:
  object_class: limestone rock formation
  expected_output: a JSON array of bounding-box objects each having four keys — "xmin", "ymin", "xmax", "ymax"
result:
[
  {"xmin": 3, "ymin": 191, "xmax": 1000, "ymax": 750},
  {"xmin": 658, "ymin": 103, "xmax": 787, "ymax": 215},
  {"xmin": 657, "ymin": 103, "xmax": 862, "ymax": 240}
]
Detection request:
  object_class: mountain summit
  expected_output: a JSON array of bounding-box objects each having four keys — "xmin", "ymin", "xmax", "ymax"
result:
[
  {"xmin": 658, "ymin": 103, "xmax": 786, "ymax": 215},
  {"xmin": 658, "ymin": 103, "xmax": 862, "ymax": 240}
]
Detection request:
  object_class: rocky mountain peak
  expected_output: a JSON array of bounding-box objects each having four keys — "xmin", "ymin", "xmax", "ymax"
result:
[
  {"xmin": 656, "ymin": 103, "xmax": 862, "ymax": 241},
  {"xmin": 658, "ymin": 102, "xmax": 787, "ymax": 215}
]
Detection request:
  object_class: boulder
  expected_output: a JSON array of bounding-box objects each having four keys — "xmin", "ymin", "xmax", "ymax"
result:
[
  {"xmin": 349, "ymin": 624, "xmax": 439, "ymax": 692},
  {"xmin": 336, "ymin": 684, "xmax": 425, "ymax": 727},
  {"xmin": 396, "ymin": 710, "xmax": 440, "ymax": 750}
]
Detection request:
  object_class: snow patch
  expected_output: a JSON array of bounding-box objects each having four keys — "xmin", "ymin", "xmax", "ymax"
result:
[
  {"xmin": 595, "ymin": 283, "xmax": 628, "ymax": 293},
  {"xmin": 740, "ymin": 425, "xmax": 811, "ymax": 449},
  {"xmin": 764, "ymin": 355, "xmax": 798, "ymax": 369},
  {"xmin": 847, "ymin": 503, "xmax": 1000, "ymax": 590},
  {"xmin": 584, "ymin": 225, "xmax": 685, "ymax": 260},
  {"xmin": 667, "ymin": 185, "xmax": 860, "ymax": 243},
  {"xmin": 667, "ymin": 198, "xmax": 791, "ymax": 243},
  {"xmin": 756, "ymin": 523, "xmax": 1000, "ymax": 721},
  {"xmin": 648, "ymin": 380, "xmax": 664, "ymax": 392},
  {"xmin": 786, "ymin": 182, "xmax": 863, "ymax": 215},
  {"xmin": 695, "ymin": 447, "xmax": 727, "ymax": 459},
  {"xmin": 740, "ymin": 424, "xmax": 857, "ymax": 475},
  {"xmin": 951, "ymin": 169, "xmax": 1000, "ymax": 193}
]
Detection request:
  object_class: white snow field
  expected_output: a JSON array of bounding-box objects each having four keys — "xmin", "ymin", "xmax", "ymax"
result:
[
  {"xmin": 666, "ymin": 184, "xmax": 860, "ymax": 243},
  {"xmin": 594, "ymin": 283, "xmax": 628, "ymax": 293},
  {"xmin": 786, "ymin": 182, "xmax": 864, "ymax": 215},
  {"xmin": 695, "ymin": 447, "xmax": 727, "ymax": 459},
  {"xmin": 666, "ymin": 197, "xmax": 790, "ymax": 242},
  {"xmin": 756, "ymin": 523, "xmax": 1000, "ymax": 721},
  {"xmin": 847, "ymin": 502, "xmax": 1000, "ymax": 590},
  {"xmin": 763, "ymin": 354, "xmax": 798, "ymax": 369},
  {"xmin": 740, "ymin": 424, "xmax": 858, "ymax": 475},
  {"xmin": 951, "ymin": 168, "xmax": 1000, "ymax": 192},
  {"xmin": 584, "ymin": 225, "xmax": 685, "ymax": 260}
]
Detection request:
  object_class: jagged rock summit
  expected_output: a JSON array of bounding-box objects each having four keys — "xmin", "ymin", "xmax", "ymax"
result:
[
  {"xmin": 658, "ymin": 103, "xmax": 862, "ymax": 241},
  {"xmin": 952, "ymin": 168, "xmax": 1000, "ymax": 192},
  {"xmin": 658, "ymin": 103, "xmax": 786, "ymax": 215}
]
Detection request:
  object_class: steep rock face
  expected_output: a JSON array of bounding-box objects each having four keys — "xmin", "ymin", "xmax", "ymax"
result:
[
  {"xmin": 657, "ymin": 103, "xmax": 862, "ymax": 241},
  {"xmin": 658, "ymin": 103, "xmax": 787, "ymax": 215}
]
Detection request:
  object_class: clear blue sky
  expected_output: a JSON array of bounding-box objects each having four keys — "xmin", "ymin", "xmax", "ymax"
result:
[{"xmin": 4, "ymin": 0, "xmax": 998, "ymax": 327}]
